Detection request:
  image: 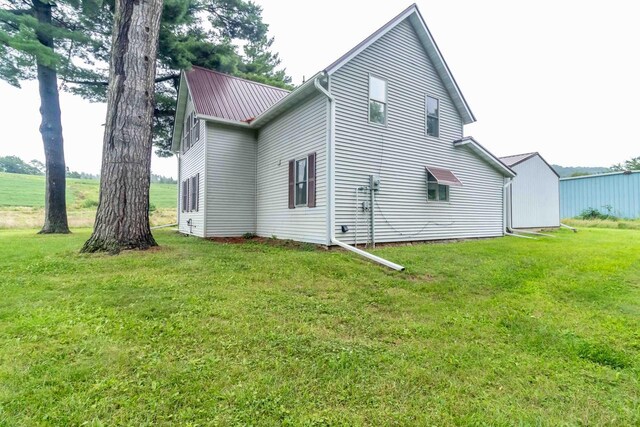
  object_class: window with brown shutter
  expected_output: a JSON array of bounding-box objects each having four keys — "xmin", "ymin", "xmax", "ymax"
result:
[
  {"xmin": 307, "ymin": 152, "xmax": 316, "ymax": 208},
  {"xmin": 288, "ymin": 160, "xmax": 295, "ymax": 209}
]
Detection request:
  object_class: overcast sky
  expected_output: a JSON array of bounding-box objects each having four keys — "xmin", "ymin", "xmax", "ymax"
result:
[{"xmin": 1, "ymin": 0, "xmax": 638, "ymax": 178}]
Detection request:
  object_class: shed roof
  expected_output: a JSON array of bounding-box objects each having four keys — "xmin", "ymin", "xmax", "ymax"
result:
[
  {"xmin": 185, "ymin": 66, "xmax": 289, "ymax": 122},
  {"xmin": 499, "ymin": 152, "xmax": 560, "ymax": 178}
]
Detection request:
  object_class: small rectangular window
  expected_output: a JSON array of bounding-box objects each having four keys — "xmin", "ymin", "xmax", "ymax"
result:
[
  {"xmin": 190, "ymin": 176, "xmax": 198, "ymax": 212},
  {"xmin": 181, "ymin": 180, "xmax": 188, "ymax": 212},
  {"xmin": 295, "ymin": 158, "xmax": 307, "ymax": 206},
  {"xmin": 369, "ymin": 76, "xmax": 387, "ymax": 125},
  {"xmin": 426, "ymin": 96, "xmax": 439, "ymax": 137},
  {"xmin": 426, "ymin": 171, "xmax": 448, "ymax": 202}
]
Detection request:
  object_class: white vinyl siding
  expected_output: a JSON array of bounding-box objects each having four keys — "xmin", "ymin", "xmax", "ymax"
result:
[
  {"xmin": 206, "ymin": 123, "xmax": 257, "ymax": 237},
  {"xmin": 178, "ymin": 95, "xmax": 206, "ymax": 237},
  {"xmin": 509, "ymin": 155, "xmax": 560, "ymax": 228},
  {"xmin": 331, "ymin": 18, "xmax": 505, "ymax": 244},
  {"xmin": 256, "ymin": 93, "xmax": 328, "ymax": 244}
]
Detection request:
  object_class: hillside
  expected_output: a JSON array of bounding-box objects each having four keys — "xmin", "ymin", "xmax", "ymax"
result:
[
  {"xmin": 551, "ymin": 165, "xmax": 609, "ymax": 178},
  {"xmin": 0, "ymin": 172, "xmax": 176, "ymax": 209},
  {"xmin": 0, "ymin": 172, "xmax": 177, "ymax": 229}
]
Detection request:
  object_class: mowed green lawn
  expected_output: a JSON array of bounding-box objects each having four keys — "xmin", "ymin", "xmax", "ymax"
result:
[
  {"xmin": 0, "ymin": 172, "xmax": 176, "ymax": 209},
  {"xmin": 0, "ymin": 228, "xmax": 638, "ymax": 425}
]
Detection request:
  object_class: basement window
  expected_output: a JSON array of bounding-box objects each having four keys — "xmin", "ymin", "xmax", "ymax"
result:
[
  {"xmin": 425, "ymin": 166, "xmax": 462, "ymax": 202},
  {"xmin": 369, "ymin": 75, "xmax": 387, "ymax": 125}
]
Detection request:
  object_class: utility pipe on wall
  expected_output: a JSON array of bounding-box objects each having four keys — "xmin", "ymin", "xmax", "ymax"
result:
[
  {"xmin": 503, "ymin": 178, "xmax": 535, "ymax": 239},
  {"xmin": 314, "ymin": 75, "xmax": 404, "ymax": 271}
]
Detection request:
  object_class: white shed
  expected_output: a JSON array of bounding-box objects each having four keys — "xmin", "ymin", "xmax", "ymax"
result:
[{"xmin": 500, "ymin": 152, "xmax": 560, "ymax": 228}]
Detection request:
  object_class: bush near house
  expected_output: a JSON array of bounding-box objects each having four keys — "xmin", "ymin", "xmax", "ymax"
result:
[{"xmin": 0, "ymin": 227, "xmax": 638, "ymax": 425}]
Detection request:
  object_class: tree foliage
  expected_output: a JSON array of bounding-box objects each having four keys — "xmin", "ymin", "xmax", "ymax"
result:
[
  {"xmin": 0, "ymin": 0, "xmax": 110, "ymax": 90},
  {"xmin": 0, "ymin": 155, "xmax": 44, "ymax": 175},
  {"xmin": 610, "ymin": 156, "xmax": 640, "ymax": 172},
  {"xmin": 1, "ymin": 0, "xmax": 291, "ymax": 158}
]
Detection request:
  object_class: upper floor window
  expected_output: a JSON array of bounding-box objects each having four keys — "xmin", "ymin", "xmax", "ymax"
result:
[
  {"xmin": 183, "ymin": 111, "xmax": 200, "ymax": 153},
  {"xmin": 369, "ymin": 76, "xmax": 387, "ymax": 125},
  {"xmin": 426, "ymin": 96, "xmax": 439, "ymax": 137}
]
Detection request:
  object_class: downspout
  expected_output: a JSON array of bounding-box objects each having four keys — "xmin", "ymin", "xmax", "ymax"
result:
[
  {"xmin": 503, "ymin": 178, "xmax": 535, "ymax": 239},
  {"xmin": 314, "ymin": 74, "xmax": 404, "ymax": 271}
]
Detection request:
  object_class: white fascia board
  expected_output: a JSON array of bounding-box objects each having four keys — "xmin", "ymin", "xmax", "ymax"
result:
[
  {"xmin": 324, "ymin": 6, "xmax": 416, "ymax": 75},
  {"xmin": 249, "ymin": 73, "xmax": 322, "ymax": 128},
  {"xmin": 454, "ymin": 138, "xmax": 516, "ymax": 177},
  {"xmin": 170, "ymin": 72, "xmax": 189, "ymax": 153},
  {"xmin": 324, "ymin": 4, "xmax": 475, "ymax": 125},
  {"xmin": 195, "ymin": 114, "xmax": 252, "ymax": 128}
]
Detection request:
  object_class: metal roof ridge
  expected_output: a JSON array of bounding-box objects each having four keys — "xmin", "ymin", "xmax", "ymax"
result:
[{"xmin": 188, "ymin": 66, "xmax": 291, "ymax": 93}]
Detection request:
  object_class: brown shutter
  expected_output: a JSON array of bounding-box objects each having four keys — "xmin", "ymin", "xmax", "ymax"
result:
[
  {"xmin": 307, "ymin": 152, "xmax": 316, "ymax": 208},
  {"xmin": 186, "ymin": 179, "xmax": 190, "ymax": 212},
  {"xmin": 196, "ymin": 173, "xmax": 200, "ymax": 212},
  {"xmin": 288, "ymin": 160, "xmax": 295, "ymax": 209},
  {"xmin": 181, "ymin": 181, "xmax": 185, "ymax": 212}
]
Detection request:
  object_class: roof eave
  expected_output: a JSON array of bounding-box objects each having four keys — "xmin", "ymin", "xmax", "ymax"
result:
[
  {"xmin": 170, "ymin": 72, "xmax": 189, "ymax": 153},
  {"xmin": 195, "ymin": 114, "xmax": 252, "ymax": 129},
  {"xmin": 454, "ymin": 137, "xmax": 516, "ymax": 177},
  {"xmin": 249, "ymin": 73, "xmax": 323, "ymax": 128}
]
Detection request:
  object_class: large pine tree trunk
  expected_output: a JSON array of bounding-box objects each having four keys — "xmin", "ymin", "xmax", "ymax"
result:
[
  {"xmin": 34, "ymin": 0, "xmax": 70, "ymax": 234},
  {"xmin": 81, "ymin": 0, "xmax": 163, "ymax": 253}
]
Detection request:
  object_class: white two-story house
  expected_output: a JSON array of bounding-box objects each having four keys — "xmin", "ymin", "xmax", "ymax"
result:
[{"xmin": 172, "ymin": 4, "xmax": 515, "ymax": 251}]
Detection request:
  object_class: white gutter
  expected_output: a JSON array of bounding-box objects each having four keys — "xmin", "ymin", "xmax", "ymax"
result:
[
  {"xmin": 195, "ymin": 114, "xmax": 252, "ymax": 128},
  {"xmin": 314, "ymin": 74, "xmax": 405, "ymax": 271}
]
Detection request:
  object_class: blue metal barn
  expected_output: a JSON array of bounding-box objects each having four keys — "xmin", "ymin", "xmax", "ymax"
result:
[{"xmin": 560, "ymin": 171, "xmax": 640, "ymax": 219}]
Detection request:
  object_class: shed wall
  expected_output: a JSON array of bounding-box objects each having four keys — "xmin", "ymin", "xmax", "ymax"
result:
[
  {"xmin": 560, "ymin": 172, "xmax": 640, "ymax": 219},
  {"xmin": 510, "ymin": 155, "xmax": 560, "ymax": 228},
  {"xmin": 331, "ymin": 18, "xmax": 505, "ymax": 244},
  {"xmin": 256, "ymin": 93, "xmax": 328, "ymax": 244}
]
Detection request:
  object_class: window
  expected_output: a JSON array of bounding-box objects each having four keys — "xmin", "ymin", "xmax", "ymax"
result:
[
  {"xmin": 369, "ymin": 75, "xmax": 387, "ymax": 125},
  {"xmin": 181, "ymin": 175, "xmax": 200, "ymax": 212},
  {"xmin": 288, "ymin": 153, "xmax": 316, "ymax": 209},
  {"xmin": 183, "ymin": 111, "xmax": 200, "ymax": 153},
  {"xmin": 181, "ymin": 180, "xmax": 189, "ymax": 212},
  {"xmin": 427, "ymin": 171, "xmax": 449, "ymax": 202},
  {"xmin": 190, "ymin": 175, "xmax": 199, "ymax": 212},
  {"xmin": 426, "ymin": 96, "xmax": 439, "ymax": 137},
  {"xmin": 295, "ymin": 158, "xmax": 307, "ymax": 206}
]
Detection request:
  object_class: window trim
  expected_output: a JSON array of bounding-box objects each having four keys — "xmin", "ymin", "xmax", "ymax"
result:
[
  {"xmin": 294, "ymin": 157, "xmax": 308, "ymax": 207},
  {"xmin": 368, "ymin": 73, "xmax": 388, "ymax": 127},
  {"xmin": 426, "ymin": 171, "xmax": 449, "ymax": 202},
  {"xmin": 425, "ymin": 95, "xmax": 439, "ymax": 138}
]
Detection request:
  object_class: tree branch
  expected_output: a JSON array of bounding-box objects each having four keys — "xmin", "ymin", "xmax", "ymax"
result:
[{"xmin": 62, "ymin": 73, "xmax": 179, "ymax": 86}]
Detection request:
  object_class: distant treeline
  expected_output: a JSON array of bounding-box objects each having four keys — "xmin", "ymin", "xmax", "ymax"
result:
[
  {"xmin": 0, "ymin": 155, "xmax": 176, "ymax": 184},
  {"xmin": 551, "ymin": 165, "xmax": 610, "ymax": 178}
]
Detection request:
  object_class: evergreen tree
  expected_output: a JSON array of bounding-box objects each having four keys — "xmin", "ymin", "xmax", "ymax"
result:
[{"xmin": 0, "ymin": 0, "xmax": 109, "ymax": 233}]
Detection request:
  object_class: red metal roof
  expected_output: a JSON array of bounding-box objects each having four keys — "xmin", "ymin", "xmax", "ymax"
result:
[
  {"xmin": 425, "ymin": 166, "xmax": 463, "ymax": 186},
  {"xmin": 185, "ymin": 66, "xmax": 290, "ymax": 123}
]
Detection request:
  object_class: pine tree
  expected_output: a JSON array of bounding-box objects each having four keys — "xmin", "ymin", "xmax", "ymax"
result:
[
  {"xmin": 81, "ymin": 0, "xmax": 163, "ymax": 253},
  {"xmin": 0, "ymin": 0, "xmax": 109, "ymax": 233}
]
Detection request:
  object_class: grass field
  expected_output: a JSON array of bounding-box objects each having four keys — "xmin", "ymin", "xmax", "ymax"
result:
[
  {"xmin": 0, "ymin": 227, "xmax": 638, "ymax": 425},
  {"xmin": 0, "ymin": 172, "xmax": 177, "ymax": 228}
]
